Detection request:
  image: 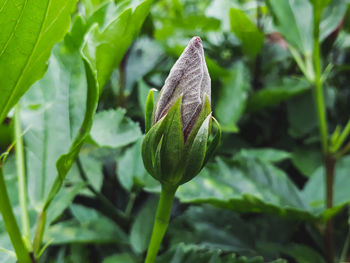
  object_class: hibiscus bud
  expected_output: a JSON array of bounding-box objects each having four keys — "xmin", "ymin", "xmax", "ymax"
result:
[
  {"xmin": 142, "ymin": 37, "xmax": 221, "ymax": 187},
  {"xmin": 154, "ymin": 36, "xmax": 211, "ymax": 140}
]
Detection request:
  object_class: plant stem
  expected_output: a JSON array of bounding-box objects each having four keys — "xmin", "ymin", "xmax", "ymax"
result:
[
  {"xmin": 312, "ymin": 8, "xmax": 328, "ymax": 155},
  {"xmin": 14, "ymin": 105, "xmax": 31, "ymax": 241},
  {"xmin": 145, "ymin": 184, "xmax": 177, "ymax": 263},
  {"xmin": 33, "ymin": 211, "xmax": 46, "ymax": 258},
  {"xmin": 117, "ymin": 50, "xmax": 129, "ymax": 108},
  {"xmin": 0, "ymin": 167, "xmax": 32, "ymax": 263},
  {"xmin": 325, "ymin": 155, "xmax": 335, "ymax": 263},
  {"xmin": 125, "ymin": 192, "xmax": 137, "ymax": 218},
  {"xmin": 312, "ymin": 6, "xmax": 335, "ymax": 263}
]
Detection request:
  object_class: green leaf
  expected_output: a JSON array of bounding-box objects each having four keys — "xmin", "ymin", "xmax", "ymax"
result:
[
  {"xmin": 286, "ymin": 91, "xmax": 318, "ymax": 139},
  {"xmin": 177, "ymin": 155, "xmax": 312, "ymax": 220},
  {"xmin": 280, "ymin": 243, "xmax": 326, "ymax": 263},
  {"xmin": 90, "ymin": 108, "xmax": 142, "ymax": 148},
  {"xmin": 291, "ymin": 146, "xmax": 322, "ymax": 177},
  {"xmin": 157, "ymin": 243, "xmax": 266, "ymax": 263},
  {"xmin": 129, "ymin": 198, "xmax": 157, "ymax": 254},
  {"xmin": 20, "ymin": 48, "xmax": 89, "ymax": 209},
  {"xmin": 117, "ymin": 138, "xmax": 158, "ymax": 191},
  {"xmin": 247, "ymin": 77, "xmax": 310, "ymax": 112},
  {"xmin": 46, "ymin": 183, "xmax": 86, "ymax": 226},
  {"xmin": 215, "ymin": 64, "xmax": 249, "ymax": 132},
  {"xmin": 81, "ymin": 0, "xmax": 153, "ymax": 91},
  {"xmin": 319, "ymin": 0, "xmax": 347, "ymax": 41},
  {"xmin": 45, "ymin": 205, "xmax": 127, "ymax": 244},
  {"xmin": 0, "ymin": 0, "xmax": 77, "ymax": 122},
  {"xmin": 103, "ymin": 254, "xmax": 135, "ymax": 263},
  {"xmin": 302, "ymin": 156, "xmax": 350, "ymax": 220},
  {"xmin": 43, "ymin": 46, "xmax": 100, "ymax": 210},
  {"xmin": 237, "ymin": 148, "xmax": 291, "ymax": 163},
  {"xmin": 229, "ymin": 8, "xmax": 265, "ymax": 57},
  {"xmin": 267, "ymin": 0, "xmax": 314, "ymax": 54}
]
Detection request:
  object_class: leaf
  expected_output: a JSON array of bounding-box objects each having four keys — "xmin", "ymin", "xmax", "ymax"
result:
[
  {"xmin": 247, "ymin": 77, "xmax": 310, "ymax": 112},
  {"xmin": 0, "ymin": 0, "xmax": 77, "ymax": 122},
  {"xmin": 168, "ymin": 205, "xmax": 297, "ymax": 258},
  {"xmin": 320, "ymin": 0, "xmax": 347, "ymax": 41},
  {"xmin": 229, "ymin": 8, "xmax": 264, "ymax": 57},
  {"xmin": 286, "ymin": 91, "xmax": 318, "ymax": 139},
  {"xmin": 302, "ymin": 156, "xmax": 350, "ymax": 220},
  {"xmin": 291, "ymin": 146, "xmax": 322, "ymax": 177},
  {"xmin": 82, "ymin": 0, "xmax": 153, "ymax": 91},
  {"xmin": 46, "ymin": 183, "xmax": 86, "ymax": 226},
  {"xmin": 129, "ymin": 198, "xmax": 157, "ymax": 254},
  {"xmin": 215, "ymin": 64, "xmax": 249, "ymax": 132},
  {"xmin": 21, "ymin": 44, "xmax": 90, "ymax": 209},
  {"xmin": 280, "ymin": 243, "xmax": 326, "ymax": 263},
  {"xmin": 117, "ymin": 138, "xmax": 158, "ymax": 191},
  {"xmin": 267, "ymin": 0, "xmax": 314, "ymax": 55},
  {"xmin": 237, "ymin": 148, "xmax": 291, "ymax": 163},
  {"xmin": 44, "ymin": 0, "xmax": 152, "ymax": 210},
  {"xmin": 157, "ymin": 243, "xmax": 266, "ymax": 263},
  {"xmin": 176, "ymin": 155, "xmax": 313, "ymax": 220},
  {"xmin": 90, "ymin": 109, "xmax": 142, "ymax": 148},
  {"xmin": 45, "ymin": 205, "xmax": 127, "ymax": 244},
  {"xmin": 103, "ymin": 254, "xmax": 135, "ymax": 263},
  {"xmin": 20, "ymin": 46, "xmax": 91, "ymax": 210}
]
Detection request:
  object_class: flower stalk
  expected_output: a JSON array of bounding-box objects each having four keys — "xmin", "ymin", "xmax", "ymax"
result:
[{"xmin": 142, "ymin": 37, "xmax": 221, "ymax": 262}]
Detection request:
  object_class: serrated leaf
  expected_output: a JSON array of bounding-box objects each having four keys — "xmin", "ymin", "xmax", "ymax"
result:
[
  {"xmin": 177, "ymin": 156, "xmax": 312, "ymax": 220},
  {"xmin": 90, "ymin": 109, "xmax": 142, "ymax": 148},
  {"xmin": 0, "ymin": 0, "xmax": 78, "ymax": 122},
  {"xmin": 45, "ymin": 205, "xmax": 127, "ymax": 244}
]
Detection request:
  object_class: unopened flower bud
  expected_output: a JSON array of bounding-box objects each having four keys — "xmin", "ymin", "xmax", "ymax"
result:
[{"xmin": 142, "ymin": 37, "xmax": 221, "ymax": 187}]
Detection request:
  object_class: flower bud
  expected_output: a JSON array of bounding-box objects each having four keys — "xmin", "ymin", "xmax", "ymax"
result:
[{"xmin": 142, "ymin": 37, "xmax": 221, "ymax": 187}]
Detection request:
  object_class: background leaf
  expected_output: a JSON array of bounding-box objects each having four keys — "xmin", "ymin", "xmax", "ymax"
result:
[{"xmin": 0, "ymin": 0, "xmax": 77, "ymax": 122}]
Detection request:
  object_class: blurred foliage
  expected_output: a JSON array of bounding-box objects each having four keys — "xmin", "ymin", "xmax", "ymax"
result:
[{"xmin": 0, "ymin": 0, "xmax": 350, "ymax": 262}]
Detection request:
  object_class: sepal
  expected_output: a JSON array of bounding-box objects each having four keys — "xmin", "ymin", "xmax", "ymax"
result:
[{"xmin": 181, "ymin": 113, "xmax": 211, "ymax": 185}]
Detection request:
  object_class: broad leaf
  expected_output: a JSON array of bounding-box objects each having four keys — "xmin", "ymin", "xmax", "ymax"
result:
[
  {"xmin": 247, "ymin": 78, "xmax": 309, "ymax": 112},
  {"xmin": 176, "ymin": 152, "xmax": 312, "ymax": 220},
  {"xmin": 215, "ymin": 64, "xmax": 249, "ymax": 132},
  {"xmin": 267, "ymin": 0, "xmax": 314, "ymax": 55},
  {"xmin": 229, "ymin": 8, "xmax": 264, "ymax": 57},
  {"xmin": 45, "ymin": 205, "xmax": 127, "ymax": 244},
  {"xmin": 90, "ymin": 109, "xmax": 142, "ymax": 148},
  {"xmin": 0, "ymin": 0, "xmax": 77, "ymax": 122},
  {"xmin": 302, "ymin": 156, "xmax": 350, "ymax": 220},
  {"xmin": 82, "ymin": 0, "xmax": 153, "ymax": 91}
]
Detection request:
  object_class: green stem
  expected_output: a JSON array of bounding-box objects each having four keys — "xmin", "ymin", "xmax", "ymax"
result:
[
  {"xmin": 0, "ymin": 167, "xmax": 32, "ymax": 263},
  {"xmin": 125, "ymin": 192, "xmax": 137, "ymax": 218},
  {"xmin": 14, "ymin": 105, "xmax": 31, "ymax": 241},
  {"xmin": 312, "ymin": 8, "xmax": 328, "ymax": 155},
  {"xmin": 145, "ymin": 184, "xmax": 177, "ymax": 263},
  {"xmin": 312, "ymin": 6, "xmax": 334, "ymax": 263},
  {"xmin": 33, "ymin": 211, "xmax": 46, "ymax": 258}
]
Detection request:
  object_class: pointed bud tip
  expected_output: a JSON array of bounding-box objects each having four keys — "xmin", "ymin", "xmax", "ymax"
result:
[{"xmin": 190, "ymin": 36, "xmax": 202, "ymax": 49}]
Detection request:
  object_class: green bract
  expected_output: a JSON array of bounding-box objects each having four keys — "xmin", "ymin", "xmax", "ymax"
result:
[{"xmin": 142, "ymin": 37, "xmax": 221, "ymax": 188}]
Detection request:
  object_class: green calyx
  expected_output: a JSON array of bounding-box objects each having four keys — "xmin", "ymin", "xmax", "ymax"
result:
[{"xmin": 142, "ymin": 90, "xmax": 221, "ymax": 187}]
